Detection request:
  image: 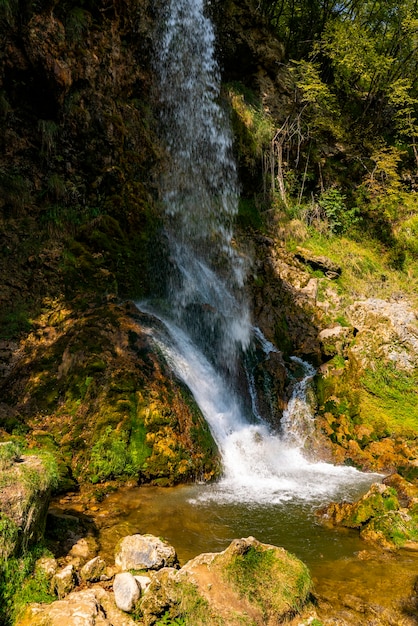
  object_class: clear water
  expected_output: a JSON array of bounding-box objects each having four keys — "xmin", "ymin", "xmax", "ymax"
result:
[{"xmin": 95, "ymin": 483, "xmax": 372, "ymax": 569}]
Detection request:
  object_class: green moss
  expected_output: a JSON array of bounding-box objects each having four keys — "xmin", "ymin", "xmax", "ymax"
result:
[
  {"xmin": 364, "ymin": 510, "xmax": 418, "ymax": 547},
  {"xmin": 345, "ymin": 487, "xmax": 399, "ymax": 528},
  {"xmin": 226, "ymin": 545, "xmax": 311, "ymax": 617},
  {"xmin": 0, "ymin": 308, "xmax": 33, "ymax": 339},
  {"xmin": 360, "ymin": 361, "xmax": 418, "ymax": 434}
]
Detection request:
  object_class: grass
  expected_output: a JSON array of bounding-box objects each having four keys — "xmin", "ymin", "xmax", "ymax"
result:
[{"xmin": 285, "ymin": 227, "xmax": 418, "ymax": 309}]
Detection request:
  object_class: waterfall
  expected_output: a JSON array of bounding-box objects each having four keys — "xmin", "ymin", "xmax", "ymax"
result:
[
  {"xmin": 155, "ymin": 0, "xmax": 251, "ymax": 369},
  {"xmin": 138, "ymin": 312, "xmax": 377, "ymax": 504},
  {"xmin": 138, "ymin": 0, "xmax": 379, "ymax": 503}
]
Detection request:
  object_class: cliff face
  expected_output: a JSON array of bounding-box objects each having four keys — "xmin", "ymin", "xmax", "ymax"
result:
[
  {"xmin": 0, "ymin": 0, "xmax": 224, "ymax": 485},
  {"xmin": 0, "ymin": 0, "xmax": 159, "ymax": 322}
]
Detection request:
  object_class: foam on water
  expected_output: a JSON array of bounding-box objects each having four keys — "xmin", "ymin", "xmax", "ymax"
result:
[{"xmin": 138, "ymin": 307, "xmax": 380, "ymax": 505}]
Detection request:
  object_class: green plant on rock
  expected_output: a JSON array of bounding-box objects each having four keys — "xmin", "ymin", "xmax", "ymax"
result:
[
  {"xmin": 0, "ymin": 514, "xmax": 19, "ymax": 561},
  {"xmin": 65, "ymin": 6, "xmax": 91, "ymax": 42},
  {"xmin": 88, "ymin": 426, "xmax": 134, "ymax": 483},
  {"xmin": 226, "ymin": 545, "xmax": 311, "ymax": 617},
  {"xmin": 0, "ymin": 546, "xmax": 55, "ymax": 625},
  {"xmin": 0, "ymin": 441, "xmax": 21, "ymax": 470},
  {"xmin": 38, "ymin": 120, "xmax": 59, "ymax": 158}
]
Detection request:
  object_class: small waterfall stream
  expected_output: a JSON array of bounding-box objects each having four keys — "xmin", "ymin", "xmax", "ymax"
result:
[{"xmin": 140, "ymin": 0, "xmax": 379, "ymax": 504}]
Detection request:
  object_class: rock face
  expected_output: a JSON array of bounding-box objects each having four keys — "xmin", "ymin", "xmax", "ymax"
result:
[
  {"xmin": 53, "ymin": 564, "xmax": 77, "ymax": 599},
  {"xmin": 348, "ymin": 298, "xmax": 418, "ymax": 371},
  {"xmin": 0, "ymin": 301, "xmax": 221, "ymax": 487},
  {"xmin": 140, "ymin": 536, "xmax": 312, "ymax": 626},
  {"xmin": 0, "ymin": 451, "xmax": 55, "ymax": 559},
  {"xmin": 115, "ymin": 534, "xmax": 179, "ymax": 571}
]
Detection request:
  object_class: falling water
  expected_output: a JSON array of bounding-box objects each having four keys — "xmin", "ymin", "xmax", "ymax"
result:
[
  {"xmin": 138, "ymin": 313, "xmax": 378, "ymax": 504},
  {"xmin": 140, "ymin": 0, "xmax": 379, "ymax": 503},
  {"xmin": 155, "ymin": 0, "xmax": 251, "ymax": 369}
]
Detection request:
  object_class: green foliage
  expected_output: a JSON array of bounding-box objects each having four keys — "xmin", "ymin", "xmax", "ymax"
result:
[
  {"xmin": 0, "ymin": 441, "xmax": 21, "ymax": 470},
  {"xmin": 0, "ymin": 169, "xmax": 31, "ymax": 211},
  {"xmin": 0, "ymin": 546, "xmax": 55, "ymax": 625},
  {"xmin": 65, "ymin": 7, "xmax": 92, "ymax": 42},
  {"xmin": 0, "ymin": 514, "xmax": 19, "ymax": 561},
  {"xmin": 0, "ymin": 307, "xmax": 33, "ymax": 339},
  {"xmin": 156, "ymin": 614, "xmax": 186, "ymax": 626},
  {"xmin": 0, "ymin": 0, "xmax": 18, "ymax": 25},
  {"xmin": 38, "ymin": 120, "xmax": 59, "ymax": 158},
  {"xmin": 315, "ymin": 187, "xmax": 359, "ymax": 234}
]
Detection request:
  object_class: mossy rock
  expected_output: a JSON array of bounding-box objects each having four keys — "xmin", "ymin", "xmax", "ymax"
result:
[
  {"xmin": 140, "ymin": 536, "xmax": 312, "ymax": 625},
  {"xmin": 1, "ymin": 301, "xmax": 221, "ymax": 488},
  {"xmin": 319, "ymin": 482, "xmax": 418, "ymax": 550}
]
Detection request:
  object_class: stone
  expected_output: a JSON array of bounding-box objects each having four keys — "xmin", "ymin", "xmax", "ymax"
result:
[
  {"xmin": 134, "ymin": 574, "xmax": 152, "ymax": 593},
  {"xmin": 140, "ymin": 537, "xmax": 311, "ymax": 626},
  {"xmin": 69, "ymin": 536, "xmax": 99, "ymax": 561},
  {"xmin": 35, "ymin": 556, "xmax": 58, "ymax": 580},
  {"xmin": 53, "ymin": 564, "xmax": 76, "ymax": 599},
  {"xmin": 294, "ymin": 248, "xmax": 342, "ymax": 277},
  {"xmin": 115, "ymin": 534, "xmax": 178, "ymax": 571},
  {"xmin": 15, "ymin": 587, "xmax": 137, "ymax": 626},
  {"xmin": 113, "ymin": 572, "xmax": 140, "ymax": 613},
  {"xmin": 80, "ymin": 556, "xmax": 107, "ymax": 582}
]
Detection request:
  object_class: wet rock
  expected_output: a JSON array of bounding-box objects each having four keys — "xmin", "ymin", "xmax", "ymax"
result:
[
  {"xmin": 318, "ymin": 482, "xmax": 418, "ymax": 550},
  {"xmin": 69, "ymin": 536, "xmax": 99, "ymax": 561},
  {"xmin": 113, "ymin": 572, "xmax": 141, "ymax": 613},
  {"xmin": 115, "ymin": 534, "xmax": 179, "ymax": 571}
]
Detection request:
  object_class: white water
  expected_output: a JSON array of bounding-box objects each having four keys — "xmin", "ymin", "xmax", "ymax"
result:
[
  {"xmin": 147, "ymin": 0, "xmax": 380, "ymax": 505},
  {"xmin": 139, "ymin": 309, "xmax": 379, "ymax": 505},
  {"xmin": 155, "ymin": 0, "xmax": 251, "ymax": 369}
]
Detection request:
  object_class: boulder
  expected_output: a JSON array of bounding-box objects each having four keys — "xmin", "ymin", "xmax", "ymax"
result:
[
  {"xmin": 294, "ymin": 248, "xmax": 342, "ymax": 277},
  {"xmin": 318, "ymin": 482, "xmax": 418, "ymax": 550},
  {"xmin": 134, "ymin": 574, "xmax": 152, "ymax": 593},
  {"xmin": 52, "ymin": 564, "xmax": 76, "ymax": 599},
  {"xmin": 35, "ymin": 556, "xmax": 58, "ymax": 580},
  {"xmin": 140, "ymin": 536, "xmax": 311, "ymax": 625},
  {"xmin": 113, "ymin": 572, "xmax": 141, "ymax": 613},
  {"xmin": 115, "ymin": 534, "xmax": 178, "ymax": 571},
  {"xmin": 80, "ymin": 556, "xmax": 107, "ymax": 583}
]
